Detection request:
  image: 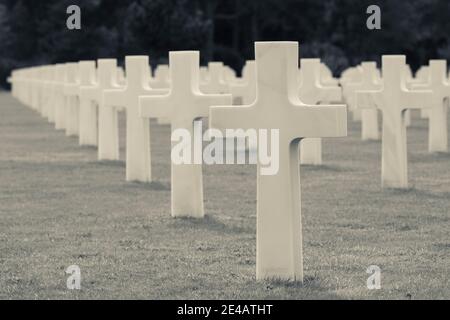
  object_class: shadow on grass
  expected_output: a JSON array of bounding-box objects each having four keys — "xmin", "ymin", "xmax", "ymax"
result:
[
  {"xmin": 126, "ymin": 180, "xmax": 171, "ymax": 191},
  {"xmin": 93, "ymin": 160, "xmax": 125, "ymax": 167},
  {"xmin": 382, "ymin": 187, "xmax": 450, "ymax": 200},
  {"xmin": 360, "ymin": 139, "xmax": 381, "ymax": 145},
  {"xmin": 301, "ymin": 164, "xmax": 351, "ymax": 173},
  {"xmin": 170, "ymin": 215, "xmax": 252, "ymax": 235},
  {"xmin": 410, "ymin": 151, "xmax": 450, "ymax": 163},
  {"xmin": 257, "ymin": 275, "xmax": 342, "ymax": 299},
  {"xmin": 79, "ymin": 145, "xmax": 98, "ymax": 152}
]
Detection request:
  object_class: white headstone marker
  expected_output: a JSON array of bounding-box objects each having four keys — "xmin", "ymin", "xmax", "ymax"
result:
[
  {"xmin": 352, "ymin": 62, "xmax": 382, "ymax": 141},
  {"xmin": 413, "ymin": 60, "xmax": 450, "ymax": 152},
  {"xmin": 80, "ymin": 59, "xmax": 124, "ymax": 160},
  {"xmin": 63, "ymin": 63, "xmax": 81, "ymax": 137},
  {"xmin": 298, "ymin": 58, "xmax": 342, "ymax": 165},
  {"xmin": 341, "ymin": 66, "xmax": 364, "ymax": 121},
  {"xmin": 210, "ymin": 42, "xmax": 347, "ymax": 281},
  {"xmin": 77, "ymin": 61, "xmax": 98, "ymax": 146},
  {"xmin": 357, "ymin": 55, "xmax": 432, "ymax": 188},
  {"xmin": 103, "ymin": 56, "xmax": 168, "ymax": 182},
  {"xmin": 54, "ymin": 65, "xmax": 67, "ymax": 130},
  {"xmin": 140, "ymin": 51, "xmax": 232, "ymax": 217},
  {"xmin": 230, "ymin": 61, "xmax": 257, "ymax": 105},
  {"xmin": 200, "ymin": 62, "xmax": 230, "ymax": 94}
]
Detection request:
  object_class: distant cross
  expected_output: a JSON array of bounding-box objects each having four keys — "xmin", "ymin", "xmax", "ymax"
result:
[
  {"xmin": 230, "ymin": 61, "xmax": 257, "ymax": 106},
  {"xmin": 341, "ymin": 66, "xmax": 364, "ymax": 121},
  {"xmin": 77, "ymin": 61, "xmax": 98, "ymax": 146},
  {"xmin": 200, "ymin": 62, "xmax": 230, "ymax": 94},
  {"xmin": 103, "ymin": 56, "xmax": 168, "ymax": 182},
  {"xmin": 80, "ymin": 59, "xmax": 124, "ymax": 160},
  {"xmin": 41, "ymin": 66, "xmax": 56, "ymax": 122},
  {"xmin": 357, "ymin": 55, "xmax": 432, "ymax": 189},
  {"xmin": 210, "ymin": 42, "xmax": 347, "ymax": 281},
  {"xmin": 140, "ymin": 51, "xmax": 232, "ymax": 218},
  {"xmin": 151, "ymin": 65, "xmax": 172, "ymax": 125},
  {"xmin": 408, "ymin": 66, "xmax": 431, "ymax": 119},
  {"xmin": 63, "ymin": 63, "xmax": 81, "ymax": 137},
  {"xmin": 54, "ymin": 65, "xmax": 67, "ymax": 130},
  {"xmin": 151, "ymin": 65, "xmax": 171, "ymax": 89},
  {"xmin": 412, "ymin": 60, "xmax": 450, "ymax": 152},
  {"xmin": 351, "ymin": 62, "xmax": 383, "ymax": 141},
  {"xmin": 298, "ymin": 58, "xmax": 343, "ymax": 165}
]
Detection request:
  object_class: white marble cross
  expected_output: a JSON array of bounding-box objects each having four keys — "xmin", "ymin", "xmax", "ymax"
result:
[
  {"xmin": 410, "ymin": 66, "xmax": 431, "ymax": 119},
  {"xmin": 210, "ymin": 42, "xmax": 347, "ymax": 281},
  {"xmin": 151, "ymin": 65, "xmax": 172, "ymax": 125},
  {"xmin": 80, "ymin": 59, "xmax": 124, "ymax": 160},
  {"xmin": 357, "ymin": 55, "xmax": 432, "ymax": 189},
  {"xmin": 31, "ymin": 67, "xmax": 41, "ymax": 112},
  {"xmin": 412, "ymin": 60, "xmax": 450, "ymax": 152},
  {"xmin": 298, "ymin": 58, "xmax": 343, "ymax": 165},
  {"xmin": 103, "ymin": 56, "xmax": 168, "ymax": 182},
  {"xmin": 54, "ymin": 65, "xmax": 67, "ymax": 130},
  {"xmin": 200, "ymin": 62, "xmax": 230, "ymax": 94},
  {"xmin": 41, "ymin": 66, "xmax": 56, "ymax": 122},
  {"xmin": 230, "ymin": 61, "xmax": 257, "ymax": 105},
  {"xmin": 140, "ymin": 51, "xmax": 232, "ymax": 218},
  {"xmin": 358, "ymin": 62, "xmax": 382, "ymax": 140},
  {"xmin": 63, "ymin": 63, "xmax": 81, "ymax": 137},
  {"xmin": 349, "ymin": 62, "xmax": 383, "ymax": 141},
  {"xmin": 341, "ymin": 66, "xmax": 364, "ymax": 121},
  {"xmin": 151, "ymin": 64, "xmax": 171, "ymax": 89},
  {"xmin": 77, "ymin": 61, "xmax": 98, "ymax": 146},
  {"xmin": 321, "ymin": 63, "xmax": 339, "ymax": 86}
]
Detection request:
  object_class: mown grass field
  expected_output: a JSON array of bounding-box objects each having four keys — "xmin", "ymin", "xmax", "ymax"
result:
[{"xmin": 0, "ymin": 92, "xmax": 449, "ymax": 299}]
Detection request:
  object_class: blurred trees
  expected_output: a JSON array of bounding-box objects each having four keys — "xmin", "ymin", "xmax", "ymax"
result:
[{"xmin": 0, "ymin": 0, "xmax": 449, "ymax": 88}]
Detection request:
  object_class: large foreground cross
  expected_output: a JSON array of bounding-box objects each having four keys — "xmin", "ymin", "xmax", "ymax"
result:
[
  {"xmin": 140, "ymin": 51, "xmax": 232, "ymax": 217},
  {"xmin": 210, "ymin": 42, "xmax": 347, "ymax": 281},
  {"xmin": 357, "ymin": 55, "xmax": 432, "ymax": 188}
]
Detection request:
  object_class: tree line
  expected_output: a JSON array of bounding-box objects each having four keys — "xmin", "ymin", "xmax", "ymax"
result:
[{"xmin": 1, "ymin": 0, "xmax": 449, "ymax": 89}]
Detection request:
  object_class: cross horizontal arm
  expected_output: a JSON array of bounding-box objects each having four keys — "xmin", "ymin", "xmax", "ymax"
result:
[
  {"xmin": 356, "ymin": 91, "xmax": 381, "ymax": 110},
  {"xmin": 320, "ymin": 86, "xmax": 342, "ymax": 102},
  {"xmin": 401, "ymin": 90, "xmax": 432, "ymax": 109},
  {"xmin": 196, "ymin": 93, "xmax": 232, "ymax": 116},
  {"xmin": 138, "ymin": 94, "xmax": 172, "ymax": 119},
  {"xmin": 292, "ymin": 105, "xmax": 347, "ymax": 138},
  {"xmin": 79, "ymin": 86, "xmax": 100, "ymax": 102},
  {"xmin": 103, "ymin": 88, "xmax": 127, "ymax": 107},
  {"xmin": 209, "ymin": 105, "xmax": 257, "ymax": 131},
  {"xmin": 64, "ymin": 84, "xmax": 79, "ymax": 96}
]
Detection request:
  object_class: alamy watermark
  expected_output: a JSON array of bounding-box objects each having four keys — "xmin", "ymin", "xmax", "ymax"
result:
[
  {"xmin": 66, "ymin": 265, "xmax": 81, "ymax": 290},
  {"xmin": 366, "ymin": 265, "xmax": 381, "ymax": 290},
  {"xmin": 171, "ymin": 121, "xmax": 280, "ymax": 176},
  {"xmin": 366, "ymin": 5, "xmax": 381, "ymax": 30},
  {"xmin": 66, "ymin": 5, "xmax": 81, "ymax": 30}
]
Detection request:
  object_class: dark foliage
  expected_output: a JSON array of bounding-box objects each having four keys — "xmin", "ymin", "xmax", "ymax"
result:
[{"xmin": 0, "ymin": 0, "xmax": 449, "ymax": 88}]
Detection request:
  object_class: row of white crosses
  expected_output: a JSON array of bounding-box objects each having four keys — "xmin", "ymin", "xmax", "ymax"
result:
[
  {"xmin": 8, "ymin": 42, "xmax": 348, "ymax": 282},
  {"xmin": 8, "ymin": 44, "xmax": 449, "ymax": 281}
]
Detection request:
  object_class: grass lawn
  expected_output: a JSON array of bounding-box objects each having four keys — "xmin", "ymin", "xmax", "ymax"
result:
[{"xmin": 0, "ymin": 92, "xmax": 449, "ymax": 299}]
